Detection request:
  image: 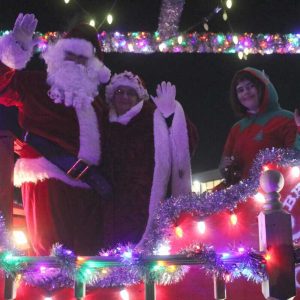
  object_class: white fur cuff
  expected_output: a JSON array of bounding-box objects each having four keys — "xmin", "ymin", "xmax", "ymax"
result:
[
  {"xmin": 0, "ymin": 33, "xmax": 33, "ymax": 70},
  {"xmin": 14, "ymin": 157, "xmax": 90, "ymax": 188}
]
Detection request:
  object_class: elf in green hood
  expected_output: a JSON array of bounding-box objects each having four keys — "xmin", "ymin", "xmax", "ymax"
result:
[{"xmin": 220, "ymin": 67, "xmax": 300, "ymax": 184}]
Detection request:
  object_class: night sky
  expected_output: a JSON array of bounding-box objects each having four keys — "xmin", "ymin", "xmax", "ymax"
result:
[{"xmin": 1, "ymin": 0, "xmax": 300, "ymax": 173}]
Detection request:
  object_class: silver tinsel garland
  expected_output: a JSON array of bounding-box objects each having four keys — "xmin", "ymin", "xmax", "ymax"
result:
[
  {"xmin": 139, "ymin": 147, "xmax": 300, "ymax": 254},
  {"xmin": 157, "ymin": 0, "xmax": 185, "ymax": 41}
]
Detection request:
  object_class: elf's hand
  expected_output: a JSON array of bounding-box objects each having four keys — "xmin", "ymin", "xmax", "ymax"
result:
[
  {"xmin": 12, "ymin": 13, "xmax": 38, "ymax": 50},
  {"xmin": 151, "ymin": 81, "xmax": 176, "ymax": 117}
]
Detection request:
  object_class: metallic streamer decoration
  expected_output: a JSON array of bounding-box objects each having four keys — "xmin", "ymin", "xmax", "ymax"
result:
[
  {"xmin": 157, "ymin": 0, "xmax": 185, "ymax": 41},
  {"xmin": 139, "ymin": 147, "xmax": 300, "ymax": 254}
]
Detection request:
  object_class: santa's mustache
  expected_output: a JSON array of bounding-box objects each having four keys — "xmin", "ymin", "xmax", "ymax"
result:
[{"xmin": 46, "ymin": 61, "xmax": 100, "ymax": 108}]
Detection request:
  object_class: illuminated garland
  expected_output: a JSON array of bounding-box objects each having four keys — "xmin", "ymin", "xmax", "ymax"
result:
[
  {"xmin": 140, "ymin": 147, "xmax": 300, "ymax": 254},
  {"xmin": 0, "ymin": 147, "xmax": 298, "ymax": 293},
  {"xmin": 1, "ymin": 30, "xmax": 300, "ymax": 55},
  {"xmin": 0, "ymin": 243, "xmax": 266, "ymax": 293}
]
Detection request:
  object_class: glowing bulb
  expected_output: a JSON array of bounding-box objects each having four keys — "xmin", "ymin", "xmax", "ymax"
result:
[
  {"xmin": 263, "ymin": 165, "xmax": 270, "ymax": 171},
  {"xmin": 89, "ymin": 19, "xmax": 96, "ymax": 27},
  {"xmin": 197, "ymin": 221, "xmax": 206, "ymax": 234},
  {"xmin": 226, "ymin": 0, "xmax": 232, "ymax": 9},
  {"xmin": 232, "ymin": 35, "xmax": 238, "ymax": 44},
  {"xmin": 128, "ymin": 44, "xmax": 134, "ymax": 52},
  {"xmin": 122, "ymin": 250, "xmax": 132, "ymax": 259},
  {"xmin": 225, "ymin": 274, "xmax": 231, "ymax": 282},
  {"xmin": 177, "ymin": 35, "xmax": 183, "ymax": 44},
  {"xmin": 254, "ymin": 192, "xmax": 265, "ymax": 203},
  {"xmin": 203, "ymin": 23, "xmax": 209, "ymax": 31},
  {"xmin": 192, "ymin": 180, "xmax": 201, "ymax": 194},
  {"xmin": 107, "ymin": 14, "xmax": 113, "ymax": 25},
  {"xmin": 238, "ymin": 51, "xmax": 244, "ymax": 60},
  {"xmin": 154, "ymin": 242, "xmax": 171, "ymax": 255},
  {"xmin": 167, "ymin": 265, "xmax": 177, "ymax": 272},
  {"xmin": 64, "ymin": 0, "xmax": 70, "ymax": 4},
  {"xmin": 12, "ymin": 230, "xmax": 28, "ymax": 246},
  {"xmin": 291, "ymin": 166, "xmax": 300, "ymax": 178},
  {"xmin": 175, "ymin": 226, "xmax": 183, "ymax": 238},
  {"xmin": 45, "ymin": 297, "xmax": 52, "ymax": 300},
  {"xmin": 157, "ymin": 261, "xmax": 165, "ymax": 267},
  {"xmin": 40, "ymin": 266, "xmax": 47, "ymax": 274},
  {"xmin": 230, "ymin": 213, "xmax": 238, "ymax": 225},
  {"xmin": 159, "ymin": 42, "xmax": 167, "ymax": 52},
  {"xmin": 77, "ymin": 256, "xmax": 85, "ymax": 262},
  {"xmin": 265, "ymin": 253, "xmax": 271, "ymax": 261},
  {"xmin": 120, "ymin": 288, "xmax": 129, "ymax": 300},
  {"xmin": 222, "ymin": 11, "xmax": 228, "ymax": 21},
  {"xmin": 238, "ymin": 247, "xmax": 245, "ymax": 253}
]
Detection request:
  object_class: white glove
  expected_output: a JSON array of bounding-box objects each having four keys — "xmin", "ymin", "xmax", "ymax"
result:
[
  {"xmin": 151, "ymin": 81, "xmax": 176, "ymax": 117},
  {"xmin": 12, "ymin": 13, "xmax": 38, "ymax": 50}
]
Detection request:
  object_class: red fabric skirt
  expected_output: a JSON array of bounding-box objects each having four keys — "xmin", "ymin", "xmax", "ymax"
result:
[{"xmin": 21, "ymin": 178, "xmax": 105, "ymax": 256}]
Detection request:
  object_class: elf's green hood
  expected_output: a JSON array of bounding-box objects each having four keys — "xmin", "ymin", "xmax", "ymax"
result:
[{"xmin": 232, "ymin": 67, "xmax": 280, "ymax": 116}]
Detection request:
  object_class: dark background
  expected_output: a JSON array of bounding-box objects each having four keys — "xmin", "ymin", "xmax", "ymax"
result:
[{"xmin": 1, "ymin": 0, "xmax": 300, "ymax": 173}]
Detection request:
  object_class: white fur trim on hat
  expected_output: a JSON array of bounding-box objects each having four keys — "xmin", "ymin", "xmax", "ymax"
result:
[
  {"xmin": 42, "ymin": 38, "xmax": 111, "ymax": 84},
  {"xmin": 0, "ymin": 32, "xmax": 34, "ymax": 70},
  {"xmin": 105, "ymin": 71, "xmax": 149, "ymax": 103},
  {"xmin": 55, "ymin": 38, "xmax": 94, "ymax": 58}
]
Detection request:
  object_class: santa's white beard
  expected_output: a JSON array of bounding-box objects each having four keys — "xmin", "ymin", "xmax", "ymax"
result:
[{"xmin": 46, "ymin": 61, "xmax": 100, "ymax": 109}]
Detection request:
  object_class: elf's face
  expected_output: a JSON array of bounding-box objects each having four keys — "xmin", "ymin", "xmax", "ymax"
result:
[
  {"xmin": 236, "ymin": 79, "xmax": 260, "ymax": 113},
  {"xmin": 112, "ymin": 85, "xmax": 139, "ymax": 116}
]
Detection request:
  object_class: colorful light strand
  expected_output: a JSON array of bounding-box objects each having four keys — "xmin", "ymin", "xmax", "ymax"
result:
[{"xmin": 1, "ymin": 31, "xmax": 300, "ymax": 55}]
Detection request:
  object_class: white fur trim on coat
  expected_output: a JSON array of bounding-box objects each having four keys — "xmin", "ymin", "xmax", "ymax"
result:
[
  {"xmin": 76, "ymin": 105, "xmax": 101, "ymax": 165},
  {"xmin": 136, "ymin": 109, "xmax": 172, "ymax": 250},
  {"xmin": 170, "ymin": 101, "xmax": 192, "ymax": 196},
  {"xmin": 109, "ymin": 101, "xmax": 143, "ymax": 125},
  {"xmin": 14, "ymin": 157, "xmax": 90, "ymax": 188},
  {"xmin": 136, "ymin": 102, "xmax": 192, "ymax": 251},
  {"xmin": 0, "ymin": 33, "xmax": 34, "ymax": 70}
]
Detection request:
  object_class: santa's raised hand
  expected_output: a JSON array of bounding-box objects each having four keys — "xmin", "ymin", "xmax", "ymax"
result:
[
  {"xmin": 12, "ymin": 13, "xmax": 38, "ymax": 50},
  {"xmin": 151, "ymin": 81, "xmax": 176, "ymax": 117}
]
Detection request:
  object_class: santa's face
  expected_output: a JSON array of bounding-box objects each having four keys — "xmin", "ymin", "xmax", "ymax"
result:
[
  {"xmin": 44, "ymin": 47, "xmax": 101, "ymax": 108},
  {"xmin": 111, "ymin": 85, "xmax": 139, "ymax": 116}
]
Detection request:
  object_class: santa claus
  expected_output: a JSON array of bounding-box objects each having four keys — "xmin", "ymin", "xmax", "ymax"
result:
[{"xmin": 0, "ymin": 13, "xmax": 111, "ymax": 255}]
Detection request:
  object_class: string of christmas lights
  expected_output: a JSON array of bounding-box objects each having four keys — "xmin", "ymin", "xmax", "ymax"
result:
[
  {"xmin": 1, "ymin": 30, "xmax": 300, "ymax": 55},
  {"xmin": 140, "ymin": 147, "xmax": 300, "ymax": 254}
]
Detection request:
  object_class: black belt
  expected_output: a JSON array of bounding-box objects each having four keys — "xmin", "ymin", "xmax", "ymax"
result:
[{"xmin": 23, "ymin": 132, "xmax": 112, "ymax": 200}]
